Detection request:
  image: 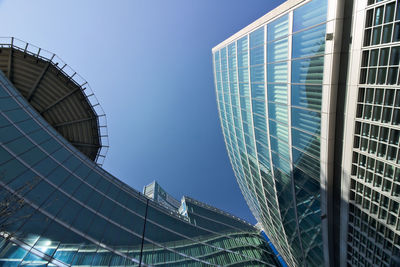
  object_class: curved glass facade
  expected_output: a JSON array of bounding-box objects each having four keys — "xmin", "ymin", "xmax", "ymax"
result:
[
  {"xmin": 212, "ymin": 0, "xmax": 328, "ymax": 266},
  {"xmin": 0, "ymin": 68, "xmax": 280, "ymax": 266}
]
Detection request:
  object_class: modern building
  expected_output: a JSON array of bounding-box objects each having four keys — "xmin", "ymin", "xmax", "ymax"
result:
[
  {"xmin": 143, "ymin": 181, "xmax": 181, "ymax": 212},
  {"xmin": 0, "ymin": 37, "xmax": 281, "ymax": 266},
  {"xmin": 212, "ymin": 0, "xmax": 400, "ymax": 266}
]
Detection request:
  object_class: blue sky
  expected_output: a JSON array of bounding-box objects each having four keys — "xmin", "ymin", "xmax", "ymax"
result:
[{"xmin": 0, "ymin": 0, "xmax": 284, "ymax": 224}]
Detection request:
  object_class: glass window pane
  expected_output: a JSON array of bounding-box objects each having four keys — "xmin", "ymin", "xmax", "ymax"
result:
[
  {"xmin": 252, "ymin": 99, "xmax": 266, "ymax": 117},
  {"xmin": 228, "ymin": 42, "xmax": 236, "ymax": 57},
  {"xmin": 370, "ymin": 49, "xmax": 379, "ymax": 66},
  {"xmin": 269, "ymin": 120, "xmax": 289, "ymax": 141},
  {"xmin": 51, "ymin": 147, "xmax": 71, "ymax": 163},
  {"xmin": 271, "ymin": 152, "xmax": 291, "ymax": 174},
  {"xmin": 374, "ymin": 6, "xmax": 384, "ymax": 25},
  {"xmin": 362, "ymin": 51, "xmax": 369, "ymax": 67},
  {"xmin": 385, "ymin": 3, "xmax": 395, "ymax": 23},
  {"xmin": 293, "ymin": 0, "xmax": 327, "ymax": 32},
  {"xmin": 390, "ymin": 46, "xmax": 400, "ymax": 65},
  {"xmin": 270, "ymin": 136, "xmax": 290, "ymax": 160},
  {"xmin": 239, "ymin": 83, "xmax": 250, "ymax": 97},
  {"xmin": 257, "ymin": 141, "xmax": 271, "ymax": 167},
  {"xmin": 0, "ymin": 159, "xmax": 28, "ymax": 184},
  {"xmin": 267, "ymin": 62, "xmax": 287, "ymax": 83},
  {"xmin": 388, "ymin": 67, "xmax": 398, "ymax": 84},
  {"xmin": 379, "ymin": 48, "xmax": 389, "ymax": 66},
  {"xmin": 268, "ymin": 103, "xmax": 288, "ymax": 124},
  {"xmin": 250, "ymin": 45, "xmax": 264, "ymax": 65},
  {"xmin": 238, "ymin": 68, "xmax": 249, "ymax": 83},
  {"xmin": 250, "ymin": 65, "xmax": 264, "ymax": 83},
  {"xmin": 253, "ymin": 114, "xmax": 268, "ymax": 133},
  {"xmin": 238, "ymin": 52, "xmax": 248, "ymax": 68},
  {"xmin": 292, "ymin": 148, "xmax": 320, "ymax": 180},
  {"xmin": 366, "ymin": 9, "xmax": 373, "ymax": 27},
  {"xmin": 377, "ymin": 68, "xmax": 387, "ymax": 84},
  {"xmin": 251, "ymin": 83, "xmax": 265, "ymax": 99},
  {"xmin": 5, "ymin": 135, "xmax": 35, "ymax": 156},
  {"xmin": 372, "ymin": 26, "xmax": 382, "ymax": 45},
  {"xmin": 21, "ymin": 146, "xmax": 49, "ymax": 167},
  {"xmin": 250, "ymin": 27, "xmax": 264, "ymax": 48},
  {"xmin": 0, "ymin": 146, "xmax": 12, "ymax": 165},
  {"xmin": 292, "ymin": 107, "xmax": 321, "ymax": 135},
  {"xmin": 292, "ymin": 128, "xmax": 320, "ymax": 158},
  {"xmin": 382, "ymin": 24, "xmax": 393, "ymax": 43},
  {"xmin": 292, "ymin": 24, "xmax": 326, "ymax": 59},
  {"xmin": 24, "ymin": 179, "xmax": 55, "ymax": 207},
  {"xmin": 0, "ymin": 240, "xmax": 28, "ymax": 265},
  {"xmin": 267, "ymin": 14, "xmax": 289, "ymax": 41},
  {"xmin": 393, "ymin": 23, "xmax": 400, "ymax": 42},
  {"xmin": 291, "ymin": 84, "xmax": 322, "ymax": 111},
  {"xmin": 237, "ymin": 36, "xmax": 248, "ymax": 52},
  {"xmin": 268, "ymin": 84, "xmax": 288, "ymax": 104},
  {"xmin": 368, "ymin": 68, "xmax": 377, "ymax": 84},
  {"xmin": 292, "ymin": 56, "xmax": 324, "ymax": 84},
  {"xmin": 267, "ymin": 37, "xmax": 288, "ymax": 63},
  {"xmin": 39, "ymin": 138, "xmax": 61, "ymax": 154}
]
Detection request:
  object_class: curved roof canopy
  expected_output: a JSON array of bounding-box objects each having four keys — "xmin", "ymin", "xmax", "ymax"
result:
[{"xmin": 0, "ymin": 37, "xmax": 108, "ymax": 165}]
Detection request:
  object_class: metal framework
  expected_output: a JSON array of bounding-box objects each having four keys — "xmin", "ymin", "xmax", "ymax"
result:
[{"xmin": 0, "ymin": 37, "xmax": 109, "ymax": 166}]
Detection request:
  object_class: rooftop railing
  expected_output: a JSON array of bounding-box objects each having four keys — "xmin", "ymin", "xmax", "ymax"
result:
[{"xmin": 0, "ymin": 37, "xmax": 109, "ymax": 166}]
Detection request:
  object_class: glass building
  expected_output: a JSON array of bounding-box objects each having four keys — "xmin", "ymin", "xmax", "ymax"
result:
[
  {"xmin": 0, "ymin": 38, "xmax": 281, "ymax": 266},
  {"xmin": 212, "ymin": 0, "xmax": 400, "ymax": 266}
]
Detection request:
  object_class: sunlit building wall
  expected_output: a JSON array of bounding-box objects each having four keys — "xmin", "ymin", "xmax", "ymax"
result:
[
  {"xmin": 213, "ymin": 0, "xmax": 400, "ymax": 266},
  {"xmin": 339, "ymin": 0, "xmax": 400, "ymax": 266},
  {"xmin": 212, "ymin": 0, "xmax": 344, "ymax": 266}
]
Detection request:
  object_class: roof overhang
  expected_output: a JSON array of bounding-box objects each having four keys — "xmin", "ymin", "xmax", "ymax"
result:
[{"xmin": 0, "ymin": 37, "xmax": 109, "ymax": 165}]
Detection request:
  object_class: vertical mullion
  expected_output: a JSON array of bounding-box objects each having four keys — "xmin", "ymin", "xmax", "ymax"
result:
[
  {"xmin": 375, "ymin": 50, "xmax": 379, "ymax": 83},
  {"xmin": 380, "ymin": 3, "xmax": 387, "ymax": 45},
  {"xmin": 371, "ymin": 8, "xmax": 375, "ymax": 46}
]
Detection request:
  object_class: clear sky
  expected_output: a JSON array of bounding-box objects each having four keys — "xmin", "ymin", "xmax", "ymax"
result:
[{"xmin": 0, "ymin": 0, "xmax": 284, "ymax": 224}]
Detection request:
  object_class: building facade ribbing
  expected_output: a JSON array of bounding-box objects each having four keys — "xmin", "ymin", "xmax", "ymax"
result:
[
  {"xmin": 341, "ymin": 0, "xmax": 400, "ymax": 266},
  {"xmin": 212, "ymin": 0, "xmax": 400, "ymax": 266}
]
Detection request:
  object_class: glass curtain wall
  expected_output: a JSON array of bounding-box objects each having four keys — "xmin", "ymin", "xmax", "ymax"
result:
[
  {"xmin": 213, "ymin": 0, "xmax": 328, "ymax": 266},
  {"xmin": 290, "ymin": 0, "xmax": 327, "ymax": 265},
  {"xmin": 0, "ymin": 70, "xmax": 279, "ymax": 266}
]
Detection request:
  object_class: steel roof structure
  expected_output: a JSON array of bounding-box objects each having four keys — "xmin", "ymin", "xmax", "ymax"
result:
[{"xmin": 0, "ymin": 37, "xmax": 108, "ymax": 165}]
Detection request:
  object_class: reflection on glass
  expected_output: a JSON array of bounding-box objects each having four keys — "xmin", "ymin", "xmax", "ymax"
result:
[
  {"xmin": 293, "ymin": 0, "xmax": 327, "ymax": 32},
  {"xmin": 292, "ymin": 24, "xmax": 326, "ymax": 59},
  {"xmin": 268, "ymin": 15, "xmax": 288, "ymax": 43}
]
